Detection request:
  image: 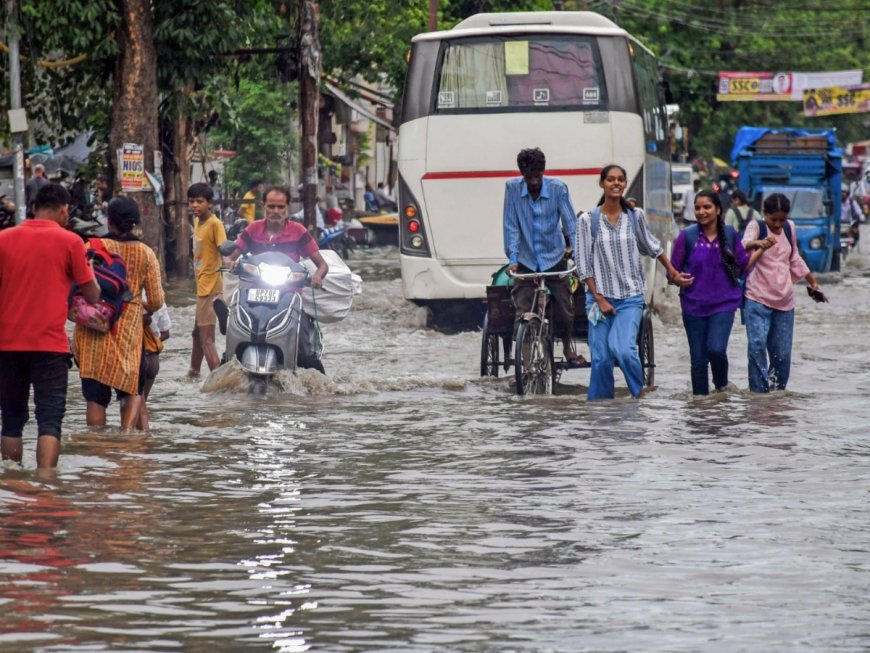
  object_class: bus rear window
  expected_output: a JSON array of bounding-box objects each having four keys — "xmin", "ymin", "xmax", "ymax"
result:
[{"xmin": 435, "ymin": 36, "xmax": 607, "ymax": 112}]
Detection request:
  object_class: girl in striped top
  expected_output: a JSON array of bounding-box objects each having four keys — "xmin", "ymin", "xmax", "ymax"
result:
[{"xmin": 575, "ymin": 164, "xmax": 691, "ymax": 400}]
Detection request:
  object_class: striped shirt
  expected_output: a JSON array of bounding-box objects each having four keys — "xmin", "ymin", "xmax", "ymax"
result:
[
  {"xmin": 575, "ymin": 207, "xmax": 663, "ymax": 300},
  {"xmin": 503, "ymin": 176, "xmax": 577, "ymax": 272}
]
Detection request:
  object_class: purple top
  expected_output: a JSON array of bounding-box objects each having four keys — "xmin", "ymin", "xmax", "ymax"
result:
[{"xmin": 670, "ymin": 227, "xmax": 751, "ymax": 317}]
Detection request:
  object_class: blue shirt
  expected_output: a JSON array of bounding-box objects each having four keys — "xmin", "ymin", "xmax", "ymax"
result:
[{"xmin": 503, "ymin": 176, "xmax": 577, "ymax": 271}]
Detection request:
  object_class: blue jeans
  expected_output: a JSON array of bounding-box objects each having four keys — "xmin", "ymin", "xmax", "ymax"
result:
[
  {"xmin": 682, "ymin": 311, "xmax": 735, "ymax": 395},
  {"xmin": 585, "ymin": 293, "xmax": 644, "ymax": 400},
  {"xmin": 743, "ymin": 299, "xmax": 794, "ymax": 392}
]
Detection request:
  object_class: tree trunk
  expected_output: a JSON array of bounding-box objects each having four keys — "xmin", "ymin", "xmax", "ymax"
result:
[
  {"xmin": 172, "ymin": 104, "xmax": 193, "ymax": 277},
  {"xmin": 108, "ymin": 0, "xmax": 163, "ymax": 266}
]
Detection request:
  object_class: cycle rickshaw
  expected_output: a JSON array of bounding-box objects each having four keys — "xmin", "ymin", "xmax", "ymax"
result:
[{"xmin": 479, "ymin": 264, "xmax": 655, "ymax": 396}]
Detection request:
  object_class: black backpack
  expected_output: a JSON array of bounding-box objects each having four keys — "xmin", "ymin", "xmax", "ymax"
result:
[
  {"xmin": 756, "ymin": 218, "xmax": 794, "ymax": 256},
  {"xmin": 735, "ymin": 206, "xmax": 756, "ymax": 232}
]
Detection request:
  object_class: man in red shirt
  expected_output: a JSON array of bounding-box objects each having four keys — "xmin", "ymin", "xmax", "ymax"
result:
[
  {"xmin": 226, "ymin": 186, "xmax": 329, "ymax": 372},
  {"xmin": 230, "ymin": 186, "xmax": 328, "ymax": 287},
  {"xmin": 0, "ymin": 184, "xmax": 99, "ymax": 469}
]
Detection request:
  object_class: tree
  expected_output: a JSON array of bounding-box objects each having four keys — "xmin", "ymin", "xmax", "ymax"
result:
[
  {"xmin": 2, "ymin": 0, "xmax": 284, "ymax": 272},
  {"xmin": 606, "ymin": 0, "xmax": 870, "ymax": 158},
  {"xmin": 108, "ymin": 0, "xmax": 160, "ymax": 258},
  {"xmin": 209, "ymin": 77, "xmax": 298, "ymax": 196}
]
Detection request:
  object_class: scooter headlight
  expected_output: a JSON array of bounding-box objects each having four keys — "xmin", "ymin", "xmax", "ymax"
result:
[
  {"xmin": 809, "ymin": 236, "xmax": 824, "ymax": 250},
  {"xmin": 258, "ymin": 263, "xmax": 293, "ymax": 286}
]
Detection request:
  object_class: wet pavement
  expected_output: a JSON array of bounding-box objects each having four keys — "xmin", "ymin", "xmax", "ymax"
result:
[{"xmin": 2, "ymin": 241, "xmax": 870, "ymax": 651}]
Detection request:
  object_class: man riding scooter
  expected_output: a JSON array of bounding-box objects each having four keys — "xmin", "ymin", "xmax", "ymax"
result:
[{"xmin": 221, "ymin": 185, "xmax": 329, "ymax": 374}]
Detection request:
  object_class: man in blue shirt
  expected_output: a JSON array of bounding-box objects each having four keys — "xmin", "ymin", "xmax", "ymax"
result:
[{"xmin": 503, "ymin": 148, "xmax": 582, "ymax": 366}]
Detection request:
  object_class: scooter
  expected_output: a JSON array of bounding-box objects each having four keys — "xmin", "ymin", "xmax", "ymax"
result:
[
  {"xmin": 217, "ymin": 240, "xmax": 324, "ymax": 395},
  {"xmin": 0, "ymin": 195, "xmax": 15, "ymax": 230},
  {"xmin": 318, "ymin": 222, "xmax": 357, "ymax": 260},
  {"xmin": 68, "ymin": 204, "xmax": 108, "ymax": 240}
]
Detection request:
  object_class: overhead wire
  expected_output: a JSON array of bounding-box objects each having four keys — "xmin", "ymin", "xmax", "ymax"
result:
[{"xmin": 594, "ymin": 0, "xmax": 870, "ymax": 40}]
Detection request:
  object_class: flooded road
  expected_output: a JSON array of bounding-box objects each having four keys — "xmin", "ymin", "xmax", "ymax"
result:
[{"xmin": 2, "ymin": 243, "xmax": 870, "ymax": 652}]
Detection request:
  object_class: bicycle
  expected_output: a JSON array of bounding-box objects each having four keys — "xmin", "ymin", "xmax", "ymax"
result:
[{"xmin": 509, "ymin": 265, "xmax": 577, "ymax": 396}]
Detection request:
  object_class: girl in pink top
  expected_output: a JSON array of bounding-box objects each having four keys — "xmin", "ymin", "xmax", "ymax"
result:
[{"xmin": 742, "ymin": 193, "xmax": 828, "ymax": 392}]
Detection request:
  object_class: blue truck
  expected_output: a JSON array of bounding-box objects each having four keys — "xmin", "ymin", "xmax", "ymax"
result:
[{"xmin": 731, "ymin": 127, "xmax": 843, "ymax": 272}]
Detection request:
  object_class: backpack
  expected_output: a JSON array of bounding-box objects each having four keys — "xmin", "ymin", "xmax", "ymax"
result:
[
  {"xmin": 756, "ymin": 218, "xmax": 795, "ymax": 256},
  {"xmin": 682, "ymin": 223, "xmax": 737, "ymax": 263},
  {"xmin": 734, "ymin": 206, "xmax": 755, "ymax": 232},
  {"xmin": 68, "ymin": 238, "xmax": 133, "ymax": 333},
  {"xmin": 682, "ymin": 224, "xmax": 742, "ymax": 297}
]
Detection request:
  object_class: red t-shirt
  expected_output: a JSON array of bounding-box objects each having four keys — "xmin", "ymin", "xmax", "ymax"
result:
[
  {"xmin": 0, "ymin": 219, "xmax": 95, "ymax": 352},
  {"xmin": 237, "ymin": 219, "xmax": 319, "ymax": 261}
]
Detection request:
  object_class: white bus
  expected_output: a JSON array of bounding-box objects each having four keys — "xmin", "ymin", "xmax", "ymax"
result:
[{"xmin": 397, "ymin": 11, "xmax": 675, "ymax": 319}]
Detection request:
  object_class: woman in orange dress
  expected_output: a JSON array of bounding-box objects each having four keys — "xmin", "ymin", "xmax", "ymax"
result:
[{"xmin": 74, "ymin": 196, "xmax": 164, "ymax": 431}]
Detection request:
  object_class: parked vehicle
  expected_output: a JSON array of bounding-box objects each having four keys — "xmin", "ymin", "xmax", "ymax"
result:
[
  {"xmin": 217, "ymin": 241, "xmax": 323, "ymax": 395},
  {"xmin": 318, "ymin": 223, "xmax": 357, "ymax": 260},
  {"xmin": 67, "ymin": 205, "xmax": 108, "ymax": 240},
  {"xmin": 0, "ymin": 195, "xmax": 15, "ymax": 230},
  {"xmin": 671, "ymin": 163, "xmax": 695, "ymax": 218},
  {"xmin": 732, "ymin": 127, "xmax": 843, "ymax": 272}
]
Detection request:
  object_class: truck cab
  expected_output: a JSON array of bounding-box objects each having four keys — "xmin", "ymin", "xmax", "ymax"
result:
[
  {"xmin": 733, "ymin": 127, "xmax": 842, "ymax": 273},
  {"xmin": 751, "ymin": 185, "xmax": 836, "ymax": 272}
]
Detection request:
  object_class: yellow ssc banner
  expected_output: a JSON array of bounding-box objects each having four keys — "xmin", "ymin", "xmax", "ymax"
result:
[{"xmin": 803, "ymin": 84, "xmax": 870, "ymax": 117}]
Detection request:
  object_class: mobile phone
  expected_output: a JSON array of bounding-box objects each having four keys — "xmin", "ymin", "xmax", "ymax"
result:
[{"xmin": 806, "ymin": 286, "xmax": 829, "ymax": 303}]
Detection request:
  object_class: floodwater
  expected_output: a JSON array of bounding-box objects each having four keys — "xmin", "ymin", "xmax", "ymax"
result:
[{"xmin": 2, "ymin": 239, "xmax": 870, "ymax": 652}]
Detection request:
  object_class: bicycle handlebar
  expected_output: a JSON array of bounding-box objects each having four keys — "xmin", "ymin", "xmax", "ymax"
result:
[{"xmin": 508, "ymin": 265, "xmax": 577, "ymax": 280}]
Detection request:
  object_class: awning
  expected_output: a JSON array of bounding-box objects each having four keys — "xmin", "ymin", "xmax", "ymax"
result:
[{"xmin": 324, "ymin": 82, "xmax": 395, "ymax": 132}]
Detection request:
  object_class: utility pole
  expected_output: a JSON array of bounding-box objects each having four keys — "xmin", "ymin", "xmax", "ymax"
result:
[
  {"xmin": 6, "ymin": 0, "xmax": 26, "ymax": 224},
  {"xmin": 298, "ymin": 0, "xmax": 321, "ymax": 233},
  {"xmin": 429, "ymin": 0, "xmax": 437, "ymax": 31}
]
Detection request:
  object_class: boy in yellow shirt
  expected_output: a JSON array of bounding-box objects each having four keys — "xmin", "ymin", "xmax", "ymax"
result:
[{"xmin": 188, "ymin": 182, "xmax": 226, "ymax": 376}]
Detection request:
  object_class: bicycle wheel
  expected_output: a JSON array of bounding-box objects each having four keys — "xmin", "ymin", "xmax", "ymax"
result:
[
  {"xmin": 479, "ymin": 312, "xmax": 500, "ymax": 377},
  {"xmin": 638, "ymin": 308, "xmax": 655, "ymax": 387},
  {"xmin": 515, "ymin": 317, "xmax": 553, "ymax": 396}
]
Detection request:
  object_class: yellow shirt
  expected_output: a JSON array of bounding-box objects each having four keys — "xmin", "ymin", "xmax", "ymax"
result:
[
  {"xmin": 239, "ymin": 190, "xmax": 257, "ymax": 223},
  {"xmin": 194, "ymin": 214, "xmax": 226, "ymax": 296}
]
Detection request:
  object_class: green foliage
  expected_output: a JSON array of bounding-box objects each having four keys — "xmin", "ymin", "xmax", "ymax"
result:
[
  {"xmin": 208, "ymin": 77, "xmax": 298, "ymax": 196},
  {"xmin": 0, "ymin": 0, "xmax": 118, "ymax": 144},
  {"xmin": 1, "ymin": 0, "xmax": 283, "ymax": 144},
  {"xmin": 597, "ymin": 0, "xmax": 870, "ymax": 158},
  {"xmin": 318, "ymin": 0, "xmax": 428, "ymax": 98}
]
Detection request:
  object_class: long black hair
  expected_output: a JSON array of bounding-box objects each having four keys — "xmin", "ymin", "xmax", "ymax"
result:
[
  {"xmin": 106, "ymin": 196, "xmax": 141, "ymax": 242},
  {"xmin": 596, "ymin": 164, "xmax": 633, "ymax": 214},
  {"xmin": 696, "ymin": 189, "xmax": 740, "ymax": 286}
]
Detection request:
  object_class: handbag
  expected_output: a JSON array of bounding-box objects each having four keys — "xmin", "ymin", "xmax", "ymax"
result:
[{"xmin": 68, "ymin": 295, "xmax": 116, "ymax": 333}]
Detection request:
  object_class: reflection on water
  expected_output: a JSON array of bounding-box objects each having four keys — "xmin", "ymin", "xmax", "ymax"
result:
[{"xmin": 2, "ymin": 244, "xmax": 870, "ymax": 651}]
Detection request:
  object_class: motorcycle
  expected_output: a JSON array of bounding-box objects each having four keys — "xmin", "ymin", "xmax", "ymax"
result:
[
  {"xmin": 0, "ymin": 195, "xmax": 15, "ymax": 230},
  {"xmin": 318, "ymin": 222, "xmax": 357, "ymax": 260},
  {"xmin": 216, "ymin": 240, "xmax": 325, "ymax": 395},
  {"xmin": 68, "ymin": 203, "xmax": 108, "ymax": 240}
]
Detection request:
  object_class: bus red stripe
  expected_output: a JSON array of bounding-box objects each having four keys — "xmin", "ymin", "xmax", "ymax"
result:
[{"xmin": 422, "ymin": 168, "xmax": 602, "ymax": 180}]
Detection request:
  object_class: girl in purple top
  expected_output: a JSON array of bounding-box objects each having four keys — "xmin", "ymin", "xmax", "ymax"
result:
[{"xmin": 669, "ymin": 191, "xmax": 766, "ymax": 395}]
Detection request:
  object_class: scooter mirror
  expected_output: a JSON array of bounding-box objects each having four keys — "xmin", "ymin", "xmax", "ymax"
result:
[{"xmin": 218, "ymin": 239, "xmax": 239, "ymax": 256}]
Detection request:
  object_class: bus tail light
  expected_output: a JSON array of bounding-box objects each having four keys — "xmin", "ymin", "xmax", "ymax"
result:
[{"xmin": 398, "ymin": 175, "xmax": 430, "ymax": 257}]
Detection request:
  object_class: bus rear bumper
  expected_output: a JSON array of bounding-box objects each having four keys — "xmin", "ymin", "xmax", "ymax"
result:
[{"xmin": 400, "ymin": 255, "xmax": 496, "ymax": 301}]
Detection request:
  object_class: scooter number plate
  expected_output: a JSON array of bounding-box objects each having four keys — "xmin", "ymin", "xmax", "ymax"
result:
[{"xmin": 247, "ymin": 288, "xmax": 280, "ymax": 304}]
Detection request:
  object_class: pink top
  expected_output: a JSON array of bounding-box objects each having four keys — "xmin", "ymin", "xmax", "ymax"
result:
[{"xmin": 742, "ymin": 219, "xmax": 809, "ymax": 311}]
